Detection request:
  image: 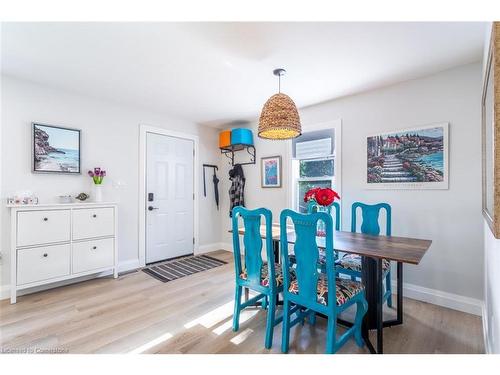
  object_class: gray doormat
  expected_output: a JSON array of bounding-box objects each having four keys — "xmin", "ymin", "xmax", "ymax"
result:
[{"xmin": 142, "ymin": 254, "xmax": 227, "ymax": 283}]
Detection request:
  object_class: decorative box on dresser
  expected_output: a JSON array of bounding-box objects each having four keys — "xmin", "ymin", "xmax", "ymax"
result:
[{"xmin": 8, "ymin": 202, "xmax": 118, "ymax": 304}]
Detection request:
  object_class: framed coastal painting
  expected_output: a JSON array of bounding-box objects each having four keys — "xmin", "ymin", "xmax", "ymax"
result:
[
  {"xmin": 366, "ymin": 123, "xmax": 449, "ymax": 190},
  {"xmin": 32, "ymin": 123, "xmax": 81, "ymax": 174},
  {"xmin": 261, "ymin": 155, "xmax": 282, "ymax": 188}
]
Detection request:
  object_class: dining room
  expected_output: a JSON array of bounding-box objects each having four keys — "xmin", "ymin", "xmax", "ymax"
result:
[
  {"xmin": 218, "ymin": 59, "xmax": 483, "ymax": 354},
  {"xmin": 1, "ymin": 4, "xmax": 500, "ymax": 373}
]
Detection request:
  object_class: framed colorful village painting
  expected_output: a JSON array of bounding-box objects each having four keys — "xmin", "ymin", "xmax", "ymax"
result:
[{"xmin": 366, "ymin": 123, "xmax": 449, "ymax": 190}]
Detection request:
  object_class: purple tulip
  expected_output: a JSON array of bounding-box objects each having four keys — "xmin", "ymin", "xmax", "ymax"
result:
[{"xmin": 89, "ymin": 167, "xmax": 106, "ymax": 184}]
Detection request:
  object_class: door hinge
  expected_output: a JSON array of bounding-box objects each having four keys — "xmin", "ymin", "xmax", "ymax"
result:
[
  {"xmin": 193, "ymin": 193, "xmax": 195, "ymax": 200},
  {"xmin": 193, "ymin": 237, "xmax": 195, "ymax": 245}
]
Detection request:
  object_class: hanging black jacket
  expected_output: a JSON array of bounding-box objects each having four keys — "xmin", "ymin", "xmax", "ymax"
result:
[{"xmin": 229, "ymin": 164, "xmax": 245, "ymax": 217}]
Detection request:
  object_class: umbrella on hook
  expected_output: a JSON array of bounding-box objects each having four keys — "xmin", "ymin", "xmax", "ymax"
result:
[{"xmin": 203, "ymin": 164, "xmax": 219, "ymax": 210}]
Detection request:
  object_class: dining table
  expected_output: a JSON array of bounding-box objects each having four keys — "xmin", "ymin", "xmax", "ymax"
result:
[{"xmin": 230, "ymin": 223, "xmax": 432, "ymax": 354}]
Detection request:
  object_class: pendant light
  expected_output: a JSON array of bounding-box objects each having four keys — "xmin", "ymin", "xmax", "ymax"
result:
[{"xmin": 258, "ymin": 68, "xmax": 301, "ymax": 140}]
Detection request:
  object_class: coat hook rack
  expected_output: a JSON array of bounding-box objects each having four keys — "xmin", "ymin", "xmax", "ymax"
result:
[{"xmin": 220, "ymin": 144, "xmax": 256, "ymax": 166}]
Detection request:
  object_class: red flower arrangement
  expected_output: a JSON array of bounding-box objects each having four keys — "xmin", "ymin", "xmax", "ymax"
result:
[
  {"xmin": 304, "ymin": 187, "xmax": 321, "ymax": 203},
  {"xmin": 304, "ymin": 187, "xmax": 340, "ymax": 207}
]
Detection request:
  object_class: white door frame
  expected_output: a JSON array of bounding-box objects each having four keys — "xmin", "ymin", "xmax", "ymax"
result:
[
  {"xmin": 286, "ymin": 119, "xmax": 342, "ymax": 223},
  {"xmin": 139, "ymin": 124, "xmax": 199, "ymax": 267}
]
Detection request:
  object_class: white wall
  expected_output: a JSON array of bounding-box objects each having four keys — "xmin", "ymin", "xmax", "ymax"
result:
[
  {"xmin": 0, "ymin": 75, "xmax": 222, "ymax": 296},
  {"xmin": 221, "ymin": 63, "xmax": 483, "ymax": 313}
]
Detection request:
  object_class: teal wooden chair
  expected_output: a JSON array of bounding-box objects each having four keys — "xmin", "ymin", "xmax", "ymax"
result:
[
  {"xmin": 280, "ymin": 209, "xmax": 368, "ymax": 354},
  {"xmin": 336, "ymin": 202, "xmax": 393, "ymax": 307},
  {"xmin": 231, "ymin": 206, "xmax": 283, "ymax": 349}
]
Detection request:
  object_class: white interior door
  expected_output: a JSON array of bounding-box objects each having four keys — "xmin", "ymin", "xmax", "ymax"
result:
[{"xmin": 146, "ymin": 132, "xmax": 194, "ymax": 264}]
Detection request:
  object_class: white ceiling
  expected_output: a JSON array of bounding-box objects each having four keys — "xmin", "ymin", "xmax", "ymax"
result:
[{"xmin": 1, "ymin": 22, "xmax": 486, "ymax": 126}]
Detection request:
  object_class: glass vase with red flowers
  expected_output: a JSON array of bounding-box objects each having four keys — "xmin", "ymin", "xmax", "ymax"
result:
[{"xmin": 303, "ymin": 187, "xmax": 340, "ymax": 236}]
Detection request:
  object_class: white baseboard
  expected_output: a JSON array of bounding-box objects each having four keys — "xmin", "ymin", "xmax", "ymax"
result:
[
  {"xmin": 118, "ymin": 258, "xmax": 142, "ymax": 273},
  {"xmin": 0, "ymin": 258, "xmax": 142, "ymax": 301},
  {"xmin": 219, "ymin": 243, "xmax": 232, "ymax": 251},
  {"xmin": 393, "ymin": 280, "xmax": 483, "ymax": 316},
  {"xmin": 196, "ymin": 242, "xmax": 232, "ymax": 254},
  {"xmin": 482, "ymin": 303, "xmax": 492, "ymax": 354},
  {"xmin": 0, "ymin": 284, "xmax": 11, "ymax": 300}
]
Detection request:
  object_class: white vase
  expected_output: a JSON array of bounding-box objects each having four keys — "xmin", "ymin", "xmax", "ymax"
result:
[{"xmin": 93, "ymin": 184, "xmax": 103, "ymax": 202}]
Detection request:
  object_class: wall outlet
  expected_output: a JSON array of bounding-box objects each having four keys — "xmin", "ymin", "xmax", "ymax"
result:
[{"xmin": 112, "ymin": 180, "xmax": 127, "ymax": 189}]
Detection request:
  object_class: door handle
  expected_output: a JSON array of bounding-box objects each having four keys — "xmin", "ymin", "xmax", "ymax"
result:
[{"xmin": 148, "ymin": 206, "xmax": 159, "ymax": 211}]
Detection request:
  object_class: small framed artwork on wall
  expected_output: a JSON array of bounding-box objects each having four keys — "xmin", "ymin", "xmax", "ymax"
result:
[
  {"xmin": 32, "ymin": 123, "xmax": 81, "ymax": 174},
  {"xmin": 261, "ymin": 155, "xmax": 282, "ymax": 188}
]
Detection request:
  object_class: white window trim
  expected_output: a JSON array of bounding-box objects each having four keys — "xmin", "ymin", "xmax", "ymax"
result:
[
  {"xmin": 287, "ymin": 119, "xmax": 342, "ymax": 218},
  {"xmin": 297, "ymin": 176, "xmax": 335, "ymax": 182}
]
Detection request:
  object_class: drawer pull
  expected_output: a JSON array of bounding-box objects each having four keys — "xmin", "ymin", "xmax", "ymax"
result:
[
  {"xmin": 92, "ymin": 214, "xmax": 97, "ymax": 218},
  {"xmin": 43, "ymin": 217, "xmax": 48, "ymax": 221},
  {"xmin": 92, "ymin": 246, "xmax": 97, "ymax": 250},
  {"xmin": 43, "ymin": 253, "xmax": 48, "ymax": 257}
]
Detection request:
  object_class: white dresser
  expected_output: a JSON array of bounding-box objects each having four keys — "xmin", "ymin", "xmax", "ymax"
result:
[{"xmin": 8, "ymin": 202, "xmax": 118, "ymax": 304}]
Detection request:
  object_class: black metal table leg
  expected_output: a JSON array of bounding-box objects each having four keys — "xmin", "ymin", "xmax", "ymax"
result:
[
  {"xmin": 273, "ymin": 239, "xmax": 280, "ymax": 264},
  {"xmin": 376, "ymin": 258, "xmax": 383, "ymax": 354},
  {"xmin": 397, "ymin": 262, "xmax": 403, "ymax": 325},
  {"xmin": 361, "ymin": 317, "xmax": 376, "ymax": 354},
  {"xmin": 362, "ymin": 328, "xmax": 376, "ymax": 354},
  {"xmin": 337, "ymin": 318, "xmax": 354, "ymax": 328},
  {"xmin": 361, "ymin": 256, "xmax": 384, "ymax": 354},
  {"xmin": 382, "ymin": 261, "xmax": 403, "ymax": 328}
]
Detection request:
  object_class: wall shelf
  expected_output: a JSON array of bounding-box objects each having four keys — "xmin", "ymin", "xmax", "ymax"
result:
[{"xmin": 220, "ymin": 144, "xmax": 256, "ymax": 166}]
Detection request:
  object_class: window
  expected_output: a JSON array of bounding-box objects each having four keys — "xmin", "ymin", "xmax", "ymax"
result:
[{"xmin": 292, "ymin": 128, "xmax": 337, "ymax": 213}]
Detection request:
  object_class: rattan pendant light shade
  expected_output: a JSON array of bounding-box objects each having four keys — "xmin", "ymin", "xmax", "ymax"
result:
[{"xmin": 258, "ymin": 69, "xmax": 301, "ymax": 140}]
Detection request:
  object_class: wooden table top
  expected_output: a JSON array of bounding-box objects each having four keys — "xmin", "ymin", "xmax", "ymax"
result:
[{"xmin": 230, "ymin": 224, "xmax": 431, "ymax": 265}]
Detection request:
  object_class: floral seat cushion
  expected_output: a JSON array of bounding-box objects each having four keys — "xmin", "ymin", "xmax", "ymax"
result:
[
  {"xmin": 336, "ymin": 254, "xmax": 390, "ymax": 273},
  {"xmin": 288, "ymin": 276, "xmax": 364, "ymax": 306},
  {"xmin": 239, "ymin": 263, "xmax": 285, "ymax": 287},
  {"xmin": 289, "ymin": 249, "xmax": 333, "ymax": 265}
]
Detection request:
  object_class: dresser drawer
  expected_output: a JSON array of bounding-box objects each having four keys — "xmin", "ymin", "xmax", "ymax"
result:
[
  {"xmin": 17, "ymin": 210, "xmax": 70, "ymax": 247},
  {"xmin": 72, "ymin": 238, "xmax": 114, "ymax": 274},
  {"xmin": 17, "ymin": 244, "xmax": 71, "ymax": 285},
  {"xmin": 72, "ymin": 207, "xmax": 114, "ymax": 240}
]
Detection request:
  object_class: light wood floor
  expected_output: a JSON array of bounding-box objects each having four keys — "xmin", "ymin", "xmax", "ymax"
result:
[{"xmin": 0, "ymin": 250, "xmax": 484, "ymax": 354}]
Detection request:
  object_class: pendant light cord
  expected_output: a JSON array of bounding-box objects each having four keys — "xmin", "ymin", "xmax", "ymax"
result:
[{"xmin": 278, "ymin": 74, "xmax": 281, "ymax": 93}]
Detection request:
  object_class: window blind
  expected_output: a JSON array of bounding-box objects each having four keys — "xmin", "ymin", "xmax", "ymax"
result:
[{"xmin": 295, "ymin": 137, "xmax": 332, "ymax": 159}]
